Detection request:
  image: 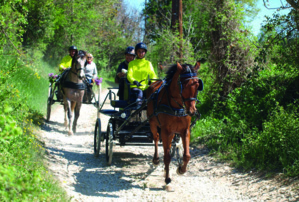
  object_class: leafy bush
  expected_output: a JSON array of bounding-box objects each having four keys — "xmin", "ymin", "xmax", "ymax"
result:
[
  {"xmin": 0, "ymin": 56, "xmax": 69, "ymax": 201},
  {"xmin": 0, "ymin": 107, "xmax": 69, "ymax": 201},
  {"xmin": 193, "ymin": 66, "xmax": 299, "ymax": 175}
]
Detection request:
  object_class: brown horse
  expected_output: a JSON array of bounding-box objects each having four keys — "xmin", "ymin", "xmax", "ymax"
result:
[
  {"xmin": 61, "ymin": 52, "xmax": 86, "ymax": 135},
  {"xmin": 147, "ymin": 61, "xmax": 201, "ymax": 191}
]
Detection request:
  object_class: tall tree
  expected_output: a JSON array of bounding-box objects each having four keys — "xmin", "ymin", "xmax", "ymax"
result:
[
  {"xmin": 0, "ymin": 0, "xmax": 28, "ymax": 55},
  {"xmin": 208, "ymin": 0, "xmax": 257, "ymax": 97}
]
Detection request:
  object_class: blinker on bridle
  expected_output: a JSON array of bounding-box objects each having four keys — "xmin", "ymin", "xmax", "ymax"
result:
[{"xmin": 180, "ymin": 71, "xmax": 199, "ymax": 102}]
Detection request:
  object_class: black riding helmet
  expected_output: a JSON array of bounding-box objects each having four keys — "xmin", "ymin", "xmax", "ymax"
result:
[
  {"xmin": 69, "ymin": 45, "xmax": 78, "ymax": 56},
  {"xmin": 69, "ymin": 45, "xmax": 77, "ymax": 51},
  {"xmin": 125, "ymin": 46, "xmax": 135, "ymax": 56},
  {"xmin": 135, "ymin": 42, "xmax": 147, "ymax": 53}
]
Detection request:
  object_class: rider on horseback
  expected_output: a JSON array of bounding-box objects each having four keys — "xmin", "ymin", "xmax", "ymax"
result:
[{"xmin": 127, "ymin": 42, "xmax": 157, "ymax": 108}]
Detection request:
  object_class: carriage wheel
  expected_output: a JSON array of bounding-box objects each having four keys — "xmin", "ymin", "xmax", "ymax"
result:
[
  {"xmin": 46, "ymin": 85, "xmax": 54, "ymax": 122},
  {"xmin": 105, "ymin": 122, "xmax": 114, "ymax": 165},
  {"xmin": 94, "ymin": 118, "xmax": 102, "ymax": 157}
]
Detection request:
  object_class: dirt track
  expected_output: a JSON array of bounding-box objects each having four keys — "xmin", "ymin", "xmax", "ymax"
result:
[{"xmin": 40, "ymin": 88, "xmax": 299, "ymax": 201}]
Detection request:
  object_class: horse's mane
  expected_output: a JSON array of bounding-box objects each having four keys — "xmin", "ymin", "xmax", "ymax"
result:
[{"xmin": 165, "ymin": 63, "xmax": 196, "ymax": 81}]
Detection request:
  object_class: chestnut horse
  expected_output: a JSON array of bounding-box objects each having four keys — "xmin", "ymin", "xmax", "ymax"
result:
[
  {"xmin": 61, "ymin": 52, "xmax": 86, "ymax": 135},
  {"xmin": 147, "ymin": 62, "xmax": 201, "ymax": 191}
]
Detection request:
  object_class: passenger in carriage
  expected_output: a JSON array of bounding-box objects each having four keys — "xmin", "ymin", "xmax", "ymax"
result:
[
  {"xmin": 84, "ymin": 53, "xmax": 98, "ymax": 102},
  {"xmin": 115, "ymin": 46, "xmax": 135, "ymax": 100},
  {"xmin": 127, "ymin": 42, "xmax": 157, "ymax": 108},
  {"xmin": 85, "ymin": 53, "xmax": 98, "ymax": 84}
]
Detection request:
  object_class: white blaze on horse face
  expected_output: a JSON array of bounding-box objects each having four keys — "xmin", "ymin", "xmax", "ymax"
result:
[
  {"xmin": 183, "ymin": 79, "xmax": 198, "ymax": 116},
  {"xmin": 77, "ymin": 58, "xmax": 86, "ymax": 79}
]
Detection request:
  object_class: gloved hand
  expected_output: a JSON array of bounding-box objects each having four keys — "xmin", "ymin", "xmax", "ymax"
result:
[{"xmin": 133, "ymin": 80, "xmax": 142, "ymax": 87}]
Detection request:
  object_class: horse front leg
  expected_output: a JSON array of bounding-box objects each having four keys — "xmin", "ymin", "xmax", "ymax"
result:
[
  {"xmin": 162, "ymin": 129, "xmax": 175, "ymax": 191},
  {"xmin": 67, "ymin": 101, "xmax": 76, "ymax": 135},
  {"xmin": 63, "ymin": 97, "xmax": 70, "ymax": 129},
  {"xmin": 72, "ymin": 102, "xmax": 81, "ymax": 134},
  {"xmin": 177, "ymin": 127, "xmax": 191, "ymax": 175},
  {"xmin": 150, "ymin": 122, "xmax": 160, "ymax": 166}
]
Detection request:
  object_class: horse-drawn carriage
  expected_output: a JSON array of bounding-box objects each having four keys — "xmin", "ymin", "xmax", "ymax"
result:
[
  {"xmin": 94, "ymin": 61, "xmax": 204, "ymax": 189},
  {"xmin": 93, "ymin": 81, "xmax": 184, "ymax": 166}
]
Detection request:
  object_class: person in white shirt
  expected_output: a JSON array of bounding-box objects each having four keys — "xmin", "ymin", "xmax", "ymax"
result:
[
  {"xmin": 84, "ymin": 53, "xmax": 98, "ymax": 102},
  {"xmin": 85, "ymin": 53, "xmax": 98, "ymax": 83}
]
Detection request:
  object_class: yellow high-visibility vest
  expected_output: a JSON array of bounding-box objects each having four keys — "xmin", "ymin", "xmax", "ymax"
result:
[
  {"xmin": 59, "ymin": 55, "xmax": 72, "ymax": 72},
  {"xmin": 127, "ymin": 58, "xmax": 157, "ymax": 91}
]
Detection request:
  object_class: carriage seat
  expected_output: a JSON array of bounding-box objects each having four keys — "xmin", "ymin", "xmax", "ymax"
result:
[
  {"xmin": 111, "ymin": 100, "xmax": 129, "ymax": 108},
  {"xmin": 110, "ymin": 78, "xmax": 141, "ymax": 108}
]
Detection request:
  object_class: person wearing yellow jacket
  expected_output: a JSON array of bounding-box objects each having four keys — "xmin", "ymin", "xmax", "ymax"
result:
[
  {"xmin": 127, "ymin": 42, "xmax": 157, "ymax": 108},
  {"xmin": 59, "ymin": 45, "xmax": 78, "ymax": 72}
]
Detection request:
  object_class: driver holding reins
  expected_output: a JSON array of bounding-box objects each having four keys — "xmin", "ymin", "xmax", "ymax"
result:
[
  {"xmin": 56, "ymin": 45, "xmax": 79, "ymax": 100},
  {"xmin": 59, "ymin": 45, "xmax": 78, "ymax": 72},
  {"xmin": 127, "ymin": 42, "xmax": 157, "ymax": 108}
]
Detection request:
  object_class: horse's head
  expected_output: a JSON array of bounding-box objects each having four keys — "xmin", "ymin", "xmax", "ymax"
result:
[
  {"xmin": 71, "ymin": 51, "xmax": 86, "ymax": 80},
  {"xmin": 178, "ymin": 62, "xmax": 201, "ymax": 116}
]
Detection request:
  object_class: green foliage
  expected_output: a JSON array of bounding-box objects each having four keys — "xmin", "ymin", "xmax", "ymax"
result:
[
  {"xmin": 0, "ymin": 55, "xmax": 69, "ymax": 200},
  {"xmin": 0, "ymin": 110, "xmax": 69, "ymax": 201},
  {"xmin": 147, "ymin": 29, "xmax": 195, "ymax": 70},
  {"xmin": 143, "ymin": 0, "xmax": 172, "ymax": 41},
  {"xmin": 11, "ymin": 66, "xmax": 49, "ymax": 113},
  {"xmin": 0, "ymin": 0, "xmax": 28, "ymax": 55},
  {"xmin": 193, "ymin": 65, "xmax": 299, "ymax": 175}
]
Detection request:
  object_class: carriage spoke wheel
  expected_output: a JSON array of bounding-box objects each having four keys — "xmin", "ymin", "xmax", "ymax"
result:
[
  {"xmin": 105, "ymin": 122, "xmax": 114, "ymax": 165},
  {"xmin": 94, "ymin": 118, "xmax": 102, "ymax": 157},
  {"xmin": 46, "ymin": 85, "xmax": 54, "ymax": 122}
]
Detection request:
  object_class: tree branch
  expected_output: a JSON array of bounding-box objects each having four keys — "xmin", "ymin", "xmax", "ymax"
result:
[{"xmin": 0, "ymin": 26, "xmax": 22, "ymax": 55}]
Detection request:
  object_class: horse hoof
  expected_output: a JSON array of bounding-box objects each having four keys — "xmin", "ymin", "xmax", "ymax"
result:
[
  {"xmin": 68, "ymin": 131, "xmax": 73, "ymax": 136},
  {"xmin": 165, "ymin": 184, "xmax": 175, "ymax": 192},
  {"xmin": 176, "ymin": 167, "xmax": 185, "ymax": 175},
  {"xmin": 152, "ymin": 159, "xmax": 160, "ymax": 167}
]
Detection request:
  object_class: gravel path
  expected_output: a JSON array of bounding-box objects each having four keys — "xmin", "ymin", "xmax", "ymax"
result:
[{"xmin": 40, "ymin": 88, "xmax": 299, "ymax": 201}]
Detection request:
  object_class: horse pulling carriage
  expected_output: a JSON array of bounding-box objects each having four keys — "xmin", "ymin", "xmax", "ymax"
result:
[
  {"xmin": 93, "ymin": 83, "xmax": 184, "ymax": 166},
  {"xmin": 46, "ymin": 51, "xmax": 101, "ymax": 136},
  {"xmin": 46, "ymin": 75, "xmax": 99, "ymax": 121},
  {"xmin": 94, "ymin": 61, "xmax": 204, "ymax": 191}
]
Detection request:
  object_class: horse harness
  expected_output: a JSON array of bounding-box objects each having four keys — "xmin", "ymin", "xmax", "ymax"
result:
[
  {"xmin": 118, "ymin": 68, "xmax": 203, "ymax": 137},
  {"xmin": 60, "ymin": 59, "xmax": 87, "ymax": 90},
  {"xmin": 148, "ymin": 69, "xmax": 202, "ymax": 127}
]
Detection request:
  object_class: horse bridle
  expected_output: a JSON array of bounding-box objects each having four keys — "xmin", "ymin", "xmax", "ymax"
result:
[
  {"xmin": 180, "ymin": 72, "xmax": 200, "ymax": 102},
  {"xmin": 71, "ymin": 57, "xmax": 85, "ymax": 78},
  {"xmin": 179, "ymin": 71, "xmax": 201, "ymax": 124}
]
